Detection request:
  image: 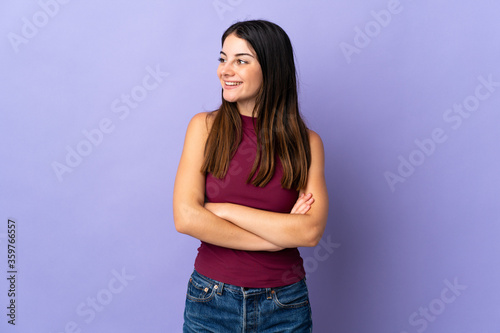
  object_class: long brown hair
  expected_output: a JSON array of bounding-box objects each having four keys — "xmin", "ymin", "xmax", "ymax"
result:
[{"xmin": 202, "ymin": 20, "xmax": 311, "ymax": 190}]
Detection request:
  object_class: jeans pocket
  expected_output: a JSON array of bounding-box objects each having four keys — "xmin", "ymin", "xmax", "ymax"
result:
[
  {"xmin": 186, "ymin": 272, "xmax": 216, "ymax": 303},
  {"xmin": 272, "ymin": 279, "xmax": 310, "ymax": 309}
]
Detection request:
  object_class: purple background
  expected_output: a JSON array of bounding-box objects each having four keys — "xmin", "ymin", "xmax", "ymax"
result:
[{"xmin": 1, "ymin": 1, "xmax": 500, "ymax": 332}]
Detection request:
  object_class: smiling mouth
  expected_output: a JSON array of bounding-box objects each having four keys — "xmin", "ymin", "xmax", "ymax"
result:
[{"xmin": 225, "ymin": 81, "xmax": 242, "ymax": 86}]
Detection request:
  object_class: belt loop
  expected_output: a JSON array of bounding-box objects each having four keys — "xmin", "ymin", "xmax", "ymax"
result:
[
  {"xmin": 266, "ymin": 288, "xmax": 272, "ymax": 300},
  {"xmin": 216, "ymin": 282, "xmax": 224, "ymax": 295}
]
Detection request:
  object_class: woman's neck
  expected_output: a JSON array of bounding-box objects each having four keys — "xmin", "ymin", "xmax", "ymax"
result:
[{"xmin": 237, "ymin": 101, "xmax": 256, "ymax": 117}]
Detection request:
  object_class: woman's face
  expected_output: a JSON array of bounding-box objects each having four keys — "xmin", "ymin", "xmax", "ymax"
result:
[{"xmin": 217, "ymin": 33, "xmax": 263, "ymax": 115}]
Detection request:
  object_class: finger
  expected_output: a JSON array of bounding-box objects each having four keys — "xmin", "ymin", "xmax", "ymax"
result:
[
  {"xmin": 290, "ymin": 194, "xmax": 305, "ymax": 214},
  {"xmin": 290, "ymin": 204, "xmax": 300, "ymax": 214},
  {"xmin": 295, "ymin": 198, "xmax": 315, "ymax": 214},
  {"xmin": 292, "ymin": 201, "xmax": 312, "ymax": 215},
  {"xmin": 305, "ymin": 197, "xmax": 315, "ymax": 206},
  {"xmin": 296, "ymin": 203, "xmax": 311, "ymax": 214},
  {"xmin": 296, "ymin": 193, "xmax": 312, "ymax": 207},
  {"xmin": 296, "ymin": 195, "xmax": 314, "ymax": 210},
  {"xmin": 302, "ymin": 193, "xmax": 313, "ymax": 201},
  {"xmin": 291, "ymin": 193, "xmax": 313, "ymax": 214}
]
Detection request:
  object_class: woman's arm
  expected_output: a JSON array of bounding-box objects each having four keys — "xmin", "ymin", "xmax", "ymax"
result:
[
  {"xmin": 173, "ymin": 112, "xmax": 284, "ymax": 251},
  {"xmin": 204, "ymin": 130, "xmax": 329, "ymax": 248}
]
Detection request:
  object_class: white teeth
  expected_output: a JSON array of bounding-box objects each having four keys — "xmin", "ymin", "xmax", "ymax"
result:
[{"xmin": 225, "ymin": 81, "xmax": 242, "ymax": 86}]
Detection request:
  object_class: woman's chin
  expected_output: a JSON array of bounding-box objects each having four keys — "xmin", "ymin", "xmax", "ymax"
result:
[{"xmin": 222, "ymin": 95, "xmax": 238, "ymax": 103}]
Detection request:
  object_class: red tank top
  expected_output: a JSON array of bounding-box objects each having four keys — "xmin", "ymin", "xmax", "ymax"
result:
[{"xmin": 194, "ymin": 113, "xmax": 305, "ymax": 288}]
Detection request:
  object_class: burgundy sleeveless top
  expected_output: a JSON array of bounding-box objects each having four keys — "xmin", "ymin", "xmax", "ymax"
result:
[{"xmin": 194, "ymin": 114, "xmax": 305, "ymax": 288}]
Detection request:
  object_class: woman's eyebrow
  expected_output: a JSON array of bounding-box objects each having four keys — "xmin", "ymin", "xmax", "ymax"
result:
[{"xmin": 220, "ymin": 51, "xmax": 255, "ymax": 58}]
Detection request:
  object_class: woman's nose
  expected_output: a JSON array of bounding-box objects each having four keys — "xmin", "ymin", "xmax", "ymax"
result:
[{"xmin": 220, "ymin": 62, "xmax": 234, "ymax": 76}]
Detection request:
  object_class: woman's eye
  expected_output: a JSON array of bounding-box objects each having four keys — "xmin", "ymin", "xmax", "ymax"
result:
[
  {"xmin": 218, "ymin": 57, "xmax": 226, "ymax": 63},
  {"xmin": 237, "ymin": 59, "xmax": 247, "ymax": 64}
]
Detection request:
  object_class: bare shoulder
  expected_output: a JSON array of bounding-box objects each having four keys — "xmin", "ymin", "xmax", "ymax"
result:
[
  {"xmin": 306, "ymin": 129, "xmax": 325, "ymax": 171},
  {"xmin": 185, "ymin": 111, "xmax": 217, "ymax": 141},
  {"xmin": 188, "ymin": 111, "xmax": 214, "ymax": 131},
  {"xmin": 307, "ymin": 129, "xmax": 325, "ymax": 151}
]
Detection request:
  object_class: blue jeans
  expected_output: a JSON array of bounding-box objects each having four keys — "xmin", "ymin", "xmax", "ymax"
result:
[{"xmin": 183, "ymin": 270, "xmax": 312, "ymax": 332}]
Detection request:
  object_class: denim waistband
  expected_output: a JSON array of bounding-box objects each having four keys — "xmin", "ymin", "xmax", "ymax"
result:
[{"xmin": 191, "ymin": 269, "xmax": 295, "ymax": 297}]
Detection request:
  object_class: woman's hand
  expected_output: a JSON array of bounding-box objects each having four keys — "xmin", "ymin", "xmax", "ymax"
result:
[{"xmin": 290, "ymin": 193, "xmax": 314, "ymax": 214}]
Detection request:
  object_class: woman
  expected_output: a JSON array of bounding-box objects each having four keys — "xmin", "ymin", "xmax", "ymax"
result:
[{"xmin": 173, "ymin": 20, "xmax": 328, "ymax": 332}]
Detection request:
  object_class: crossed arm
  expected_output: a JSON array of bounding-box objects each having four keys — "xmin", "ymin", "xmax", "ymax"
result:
[{"xmin": 173, "ymin": 112, "xmax": 328, "ymax": 251}]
